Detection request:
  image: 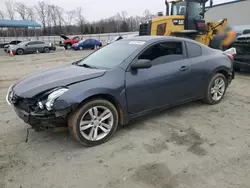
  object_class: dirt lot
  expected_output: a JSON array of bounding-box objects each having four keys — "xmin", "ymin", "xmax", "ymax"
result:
[{"xmin": 1, "ymin": 48, "xmax": 250, "ymax": 188}]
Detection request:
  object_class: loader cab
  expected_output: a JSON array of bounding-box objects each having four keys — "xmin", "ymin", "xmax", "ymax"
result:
[{"xmin": 170, "ymin": 0, "xmax": 207, "ymax": 32}]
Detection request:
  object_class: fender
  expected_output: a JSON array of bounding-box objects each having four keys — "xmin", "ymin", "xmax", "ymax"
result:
[{"xmin": 54, "ymin": 86, "xmax": 128, "ymax": 114}]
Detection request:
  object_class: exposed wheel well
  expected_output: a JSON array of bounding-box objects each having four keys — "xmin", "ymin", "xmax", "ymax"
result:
[
  {"xmin": 216, "ymin": 70, "xmax": 229, "ymax": 83},
  {"xmin": 77, "ymin": 94, "xmax": 124, "ymax": 125}
]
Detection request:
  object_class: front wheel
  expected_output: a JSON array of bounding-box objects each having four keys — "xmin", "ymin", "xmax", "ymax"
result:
[
  {"xmin": 203, "ymin": 73, "xmax": 227, "ymax": 105},
  {"xmin": 68, "ymin": 99, "xmax": 119, "ymax": 147},
  {"xmin": 16, "ymin": 48, "xmax": 24, "ymax": 55},
  {"xmin": 65, "ymin": 43, "xmax": 71, "ymax": 50}
]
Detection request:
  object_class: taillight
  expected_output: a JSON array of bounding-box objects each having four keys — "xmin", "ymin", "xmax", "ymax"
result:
[{"xmin": 223, "ymin": 53, "xmax": 234, "ymax": 61}]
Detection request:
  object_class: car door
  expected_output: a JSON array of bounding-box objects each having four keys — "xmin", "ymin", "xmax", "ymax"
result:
[
  {"xmin": 125, "ymin": 40, "xmax": 193, "ymax": 114},
  {"xmin": 82, "ymin": 39, "xmax": 89, "ymax": 48},
  {"xmin": 25, "ymin": 41, "xmax": 38, "ymax": 52},
  {"xmin": 36, "ymin": 41, "xmax": 46, "ymax": 52}
]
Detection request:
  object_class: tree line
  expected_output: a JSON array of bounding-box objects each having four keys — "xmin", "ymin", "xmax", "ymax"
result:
[{"xmin": 0, "ymin": 0, "xmax": 156, "ymax": 37}]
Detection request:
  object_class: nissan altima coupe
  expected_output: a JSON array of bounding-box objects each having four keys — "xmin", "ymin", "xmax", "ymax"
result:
[{"xmin": 6, "ymin": 36, "xmax": 235, "ymax": 147}]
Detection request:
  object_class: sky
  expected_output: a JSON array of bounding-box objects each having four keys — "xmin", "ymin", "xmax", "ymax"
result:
[{"xmin": 0, "ymin": 0, "xmax": 237, "ymax": 22}]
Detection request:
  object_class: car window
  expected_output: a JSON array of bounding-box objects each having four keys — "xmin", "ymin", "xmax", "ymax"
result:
[
  {"xmin": 157, "ymin": 23, "xmax": 167, "ymax": 36},
  {"xmin": 77, "ymin": 40, "xmax": 144, "ymax": 69},
  {"xmin": 37, "ymin": 41, "xmax": 45, "ymax": 45},
  {"xmin": 186, "ymin": 42, "xmax": 202, "ymax": 58},
  {"xmin": 10, "ymin": 41, "xmax": 17, "ymax": 44},
  {"xmin": 138, "ymin": 41, "xmax": 184, "ymax": 66},
  {"xmin": 27, "ymin": 41, "xmax": 37, "ymax": 45}
]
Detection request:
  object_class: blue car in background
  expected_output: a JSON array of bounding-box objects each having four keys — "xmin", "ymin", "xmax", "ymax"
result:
[{"xmin": 72, "ymin": 39, "xmax": 102, "ymax": 50}]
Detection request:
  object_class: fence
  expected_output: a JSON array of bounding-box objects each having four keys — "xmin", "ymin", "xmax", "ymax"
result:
[{"xmin": 0, "ymin": 32, "xmax": 139, "ymax": 46}]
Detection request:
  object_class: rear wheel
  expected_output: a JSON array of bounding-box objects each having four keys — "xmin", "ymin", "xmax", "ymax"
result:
[
  {"xmin": 16, "ymin": 48, "xmax": 24, "ymax": 55},
  {"xmin": 203, "ymin": 73, "xmax": 227, "ymax": 105},
  {"xmin": 68, "ymin": 99, "xmax": 119, "ymax": 147},
  {"xmin": 44, "ymin": 47, "xmax": 50, "ymax": 53}
]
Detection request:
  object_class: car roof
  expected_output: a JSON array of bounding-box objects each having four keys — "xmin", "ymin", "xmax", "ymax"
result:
[{"xmin": 121, "ymin": 35, "xmax": 204, "ymax": 46}]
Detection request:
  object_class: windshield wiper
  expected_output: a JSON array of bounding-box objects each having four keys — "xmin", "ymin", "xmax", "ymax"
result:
[{"xmin": 77, "ymin": 63, "xmax": 96, "ymax": 69}]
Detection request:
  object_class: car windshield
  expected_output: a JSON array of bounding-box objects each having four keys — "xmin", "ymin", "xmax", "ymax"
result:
[{"xmin": 77, "ymin": 40, "xmax": 145, "ymax": 69}]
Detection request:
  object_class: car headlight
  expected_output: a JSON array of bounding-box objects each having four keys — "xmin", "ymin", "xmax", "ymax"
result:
[{"xmin": 38, "ymin": 88, "xmax": 69, "ymax": 111}]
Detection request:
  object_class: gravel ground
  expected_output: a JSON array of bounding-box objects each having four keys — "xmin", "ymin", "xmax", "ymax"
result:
[{"xmin": 0, "ymin": 48, "xmax": 250, "ymax": 188}]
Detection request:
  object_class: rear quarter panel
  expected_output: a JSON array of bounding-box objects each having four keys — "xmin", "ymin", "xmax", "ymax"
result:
[{"xmin": 190, "ymin": 47, "xmax": 232, "ymax": 92}]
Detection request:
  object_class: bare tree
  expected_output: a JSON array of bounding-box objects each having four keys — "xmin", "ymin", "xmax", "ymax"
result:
[
  {"xmin": 143, "ymin": 9, "xmax": 154, "ymax": 20},
  {"xmin": 15, "ymin": 1, "xmax": 28, "ymax": 20},
  {"xmin": 46, "ymin": 4, "xmax": 53, "ymax": 35},
  {"xmin": 27, "ymin": 7, "xmax": 35, "ymax": 21},
  {"xmin": 0, "ymin": 10, "xmax": 5, "ymax": 19},
  {"xmin": 65, "ymin": 10, "xmax": 76, "ymax": 33},
  {"xmin": 35, "ymin": 1, "xmax": 47, "ymax": 34},
  {"xmin": 65, "ymin": 10, "xmax": 76, "ymax": 26},
  {"xmin": 76, "ymin": 7, "xmax": 85, "ymax": 34},
  {"xmin": 5, "ymin": 0, "xmax": 16, "ymax": 20},
  {"xmin": 56, "ymin": 6, "xmax": 64, "ymax": 28},
  {"xmin": 121, "ymin": 11, "xmax": 128, "ymax": 21}
]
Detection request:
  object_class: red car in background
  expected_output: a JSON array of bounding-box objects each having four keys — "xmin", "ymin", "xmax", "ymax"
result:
[{"xmin": 60, "ymin": 34, "xmax": 81, "ymax": 49}]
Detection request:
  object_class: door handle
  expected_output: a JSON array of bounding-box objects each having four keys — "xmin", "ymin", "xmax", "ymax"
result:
[{"xmin": 179, "ymin": 66, "xmax": 189, "ymax": 71}]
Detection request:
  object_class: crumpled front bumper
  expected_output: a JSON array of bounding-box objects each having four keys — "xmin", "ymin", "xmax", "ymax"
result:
[{"xmin": 14, "ymin": 105, "xmax": 71, "ymax": 131}]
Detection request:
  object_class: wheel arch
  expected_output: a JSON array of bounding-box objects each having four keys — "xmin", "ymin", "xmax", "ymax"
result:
[
  {"xmin": 16, "ymin": 48, "xmax": 24, "ymax": 54},
  {"xmin": 75, "ymin": 93, "xmax": 124, "ymax": 125},
  {"xmin": 212, "ymin": 66, "xmax": 230, "ymax": 83}
]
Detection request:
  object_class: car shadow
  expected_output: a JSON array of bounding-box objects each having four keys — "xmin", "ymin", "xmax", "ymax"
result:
[{"xmin": 120, "ymin": 100, "xmax": 205, "ymax": 131}]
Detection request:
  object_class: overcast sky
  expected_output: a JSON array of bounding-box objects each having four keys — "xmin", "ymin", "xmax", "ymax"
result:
[{"xmin": 0, "ymin": 0, "xmax": 236, "ymax": 21}]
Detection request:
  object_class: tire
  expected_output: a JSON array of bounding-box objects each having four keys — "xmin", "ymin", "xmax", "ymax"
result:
[
  {"xmin": 44, "ymin": 47, "xmax": 50, "ymax": 53},
  {"xmin": 65, "ymin": 43, "xmax": 71, "ymax": 50},
  {"xmin": 203, "ymin": 73, "xmax": 228, "ymax": 105},
  {"xmin": 68, "ymin": 99, "xmax": 119, "ymax": 147},
  {"xmin": 16, "ymin": 48, "xmax": 24, "ymax": 55},
  {"xmin": 79, "ymin": 46, "xmax": 83, "ymax": 50}
]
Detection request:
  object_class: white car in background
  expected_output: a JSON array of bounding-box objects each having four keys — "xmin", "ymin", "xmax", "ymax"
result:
[{"xmin": 4, "ymin": 40, "xmax": 22, "ymax": 53}]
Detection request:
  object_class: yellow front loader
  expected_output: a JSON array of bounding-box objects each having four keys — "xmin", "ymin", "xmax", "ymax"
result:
[{"xmin": 139, "ymin": 0, "xmax": 235, "ymax": 49}]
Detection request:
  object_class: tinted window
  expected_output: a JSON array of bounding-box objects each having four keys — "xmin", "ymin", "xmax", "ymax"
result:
[
  {"xmin": 186, "ymin": 42, "xmax": 202, "ymax": 58},
  {"xmin": 138, "ymin": 41, "xmax": 184, "ymax": 66},
  {"xmin": 27, "ymin": 41, "xmax": 37, "ymax": 45},
  {"xmin": 37, "ymin": 41, "xmax": 45, "ymax": 44},
  {"xmin": 157, "ymin": 23, "xmax": 166, "ymax": 36},
  {"xmin": 77, "ymin": 40, "xmax": 144, "ymax": 69}
]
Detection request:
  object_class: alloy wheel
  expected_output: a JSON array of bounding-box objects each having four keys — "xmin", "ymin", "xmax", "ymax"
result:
[
  {"xmin": 79, "ymin": 106, "xmax": 114, "ymax": 141},
  {"xmin": 211, "ymin": 77, "xmax": 226, "ymax": 101}
]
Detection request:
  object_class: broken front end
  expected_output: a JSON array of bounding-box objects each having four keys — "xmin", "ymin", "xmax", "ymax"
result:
[{"xmin": 6, "ymin": 85, "xmax": 74, "ymax": 132}]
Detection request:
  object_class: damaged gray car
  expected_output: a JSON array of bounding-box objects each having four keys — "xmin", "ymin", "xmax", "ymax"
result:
[{"xmin": 6, "ymin": 36, "xmax": 235, "ymax": 147}]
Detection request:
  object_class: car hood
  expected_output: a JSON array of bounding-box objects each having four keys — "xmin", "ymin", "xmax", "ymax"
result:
[
  {"xmin": 237, "ymin": 33, "xmax": 250, "ymax": 39},
  {"xmin": 60, "ymin": 34, "xmax": 70, "ymax": 40},
  {"xmin": 12, "ymin": 65, "xmax": 106, "ymax": 98}
]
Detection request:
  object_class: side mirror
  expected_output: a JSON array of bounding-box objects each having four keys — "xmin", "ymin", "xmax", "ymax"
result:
[{"xmin": 131, "ymin": 59, "xmax": 152, "ymax": 69}]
